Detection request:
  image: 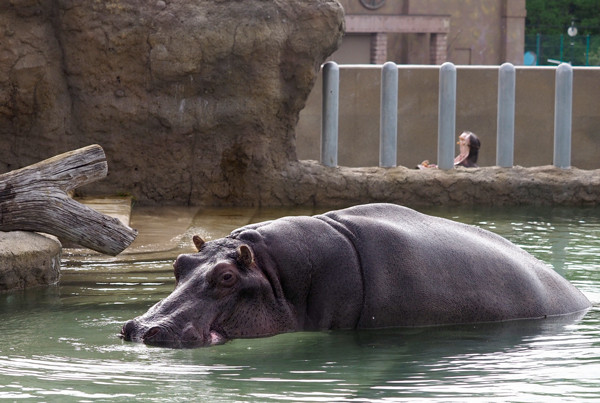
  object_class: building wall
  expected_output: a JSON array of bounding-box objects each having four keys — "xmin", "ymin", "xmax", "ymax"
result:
[
  {"xmin": 296, "ymin": 65, "xmax": 600, "ymax": 170},
  {"xmin": 333, "ymin": 0, "xmax": 526, "ymax": 65}
]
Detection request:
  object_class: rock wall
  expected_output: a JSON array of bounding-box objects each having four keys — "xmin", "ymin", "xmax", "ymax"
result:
[
  {"xmin": 0, "ymin": 0, "xmax": 344, "ymax": 205},
  {"xmin": 2, "ymin": 1, "xmax": 600, "ymax": 208},
  {"xmin": 280, "ymin": 162, "xmax": 600, "ymax": 207}
]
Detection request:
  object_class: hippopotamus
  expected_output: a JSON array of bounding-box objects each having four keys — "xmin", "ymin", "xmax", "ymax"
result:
[{"xmin": 120, "ymin": 203, "xmax": 591, "ymax": 348}]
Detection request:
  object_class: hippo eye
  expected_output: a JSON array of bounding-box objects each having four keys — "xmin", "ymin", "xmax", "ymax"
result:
[{"xmin": 219, "ymin": 271, "xmax": 237, "ymax": 287}]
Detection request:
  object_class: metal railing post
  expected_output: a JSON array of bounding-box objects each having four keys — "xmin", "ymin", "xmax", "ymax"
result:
[
  {"xmin": 496, "ymin": 63, "xmax": 515, "ymax": 167},
  {"xmin": 554, "ymin": 63, "xmax": 572, "ymax": 169},
  {"xmin": 380, "ymin": 62, "xmax": 398, "ymax": 167},
  {"xmin": 321, "ymin": 61, "xmax": 339, "ymax": 167},
  {"xmin": 437, "ymin": 62, "xmax": 456, "ymax": 170}
]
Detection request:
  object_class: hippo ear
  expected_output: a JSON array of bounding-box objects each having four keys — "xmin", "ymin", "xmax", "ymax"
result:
[
  {"xmin": 192, "ymin": 235, "xmax": 205, "ymax": 251},
  {"xmin": 237, "ymin": 244, "xmax": 254, "ymax": 267}
]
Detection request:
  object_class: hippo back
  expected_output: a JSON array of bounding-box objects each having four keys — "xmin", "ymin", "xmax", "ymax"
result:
[
  {"xmin": 320, "ymin": 204, "xmax": 590, "ymax": 328},
  {"xmin": 233, "ymin": 203, "xmax": 590, "ymax": 330}
]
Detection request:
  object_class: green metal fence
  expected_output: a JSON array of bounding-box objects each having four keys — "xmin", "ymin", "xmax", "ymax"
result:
[{"xmin": 525, "ymin": 34, "xmax": 600, "ymax": 66}]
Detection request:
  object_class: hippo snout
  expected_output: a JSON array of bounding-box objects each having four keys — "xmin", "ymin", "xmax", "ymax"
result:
[
  {"xmin": 120, "ymin": 319, "xmax": 226, "ymax": 348},
  {"xmin": 142, "ymin": 326, "xmax": 162, "ymax": 341},
  {"xmin": 120, "ymin": 319, "xmax": 138, "ymax": 342},
  {"xmin": 120, "ymin": 319, "xmax": 163, "ymax": 343},
  {"xmin": 120, "ymin": 319, "xmax": 175, "ymax": 346}
]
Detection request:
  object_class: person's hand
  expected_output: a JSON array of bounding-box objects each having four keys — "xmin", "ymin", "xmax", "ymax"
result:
[{"xmin": 418, "ymin": 160, "xmax": 437, "ymax": 169}]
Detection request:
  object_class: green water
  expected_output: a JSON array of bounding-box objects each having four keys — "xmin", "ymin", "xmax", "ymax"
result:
[{"xmin": 1, "ymin": 206, "xmax": 599, "ymax": 402}]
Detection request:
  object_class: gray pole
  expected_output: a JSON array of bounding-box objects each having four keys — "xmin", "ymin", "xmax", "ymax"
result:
[
  {"xmin": 554, "ymin": 63, "xmax": 572, "ymax": 169},
  {"xmin": 496, "ymin": 63, "xmax": 516, "ymax": 167},
  {"xmin": 321, "ymin": 61, "xmax": 339, "ymax": 167},
  {"xmin": 437, "ymin": 62, "xmax": 456, "ymax": 170},
  {"xmin": 380, "ymin": 62, "xmax": 398, "ymax": 167}
]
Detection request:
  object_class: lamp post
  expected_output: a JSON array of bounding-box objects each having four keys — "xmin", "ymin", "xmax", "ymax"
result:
[
  {"xmin": 567, "ymin": 20, "xmax": 577, "ymax": 64},
  {"xmin": 567, "ymin": 20, "xmax": 578, "ymax": 38}
]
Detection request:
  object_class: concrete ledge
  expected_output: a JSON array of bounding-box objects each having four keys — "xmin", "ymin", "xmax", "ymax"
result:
[
  {"xmin": 278, "ymin": 162, "xmax": 600, "ymax": 207},
  {"xmin": 0, "ymin": 232, "xmax": 61, "ymax": 292}
]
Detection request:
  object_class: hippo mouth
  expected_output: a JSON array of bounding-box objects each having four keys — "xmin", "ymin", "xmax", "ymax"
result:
[
  {"xmin": 207, "ymin": 328, "xmax": 227, "ymax": 346},
  {"xmin": 120, "ymin": 320, "xmax": 228, "ymax": 348}
]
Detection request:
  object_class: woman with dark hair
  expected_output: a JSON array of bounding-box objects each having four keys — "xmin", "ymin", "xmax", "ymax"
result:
[
  {"xmin": 418, "ymin": 131, "xmax": 481, "ymax": 169},
  {"xmin": 454, "ymin": 131, "xmax": 480, "ymax": 168}
]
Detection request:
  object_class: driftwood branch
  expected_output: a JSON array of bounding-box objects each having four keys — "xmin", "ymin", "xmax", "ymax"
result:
[{"xmin": 0, "ymin": 144, "xmax": 137, "ymax": 256}]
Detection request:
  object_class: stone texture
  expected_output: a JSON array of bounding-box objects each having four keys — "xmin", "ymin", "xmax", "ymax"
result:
[
  {"xmin": 276, "ymin": 162, "xmax": 600, "ymax": 208},
  {"xmin": 1, "ymin": 1, "xmax": 599, "ymax": 209},
  {"xmin": 0, "ymin": 231, "xmax": 61, "ymax": 291},
  {"xmin": 0, "ymin": 0, "xmax": 345, "ymax": 205}
]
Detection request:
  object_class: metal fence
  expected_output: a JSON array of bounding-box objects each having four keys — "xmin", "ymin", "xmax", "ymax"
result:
[
  {"xmin": 524, "ymin": 34, "xmax": 600, "ymax": 66},
  {"xmin": 320, "ymin": 62, "xmax": 574, "ymax": 170}
]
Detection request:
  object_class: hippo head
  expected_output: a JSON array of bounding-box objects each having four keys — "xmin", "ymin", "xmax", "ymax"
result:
[{"xmin": 120, "ymin": 235, "xmax": 296, "ymax": 348}]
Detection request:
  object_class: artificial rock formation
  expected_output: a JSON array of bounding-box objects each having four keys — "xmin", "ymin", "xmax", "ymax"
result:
[
  {"xmin": 0, "ymin": 231, "xmax": 61, "ymax": 291},
  {"xmin": 0, "ymin": 0, "xmax": 344, "ymax": 205},
  {"xmin": 2, "ymin": 1, "xmax": 600, "ymax": 209}
]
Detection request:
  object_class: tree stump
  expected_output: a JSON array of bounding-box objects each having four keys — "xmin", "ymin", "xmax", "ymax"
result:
[{"xmin": 0, "ymin": 145, "xmax": 137, "ymax": 256}]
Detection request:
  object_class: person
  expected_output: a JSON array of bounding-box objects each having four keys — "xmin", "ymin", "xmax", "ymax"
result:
[
  {"xmin": 418, "ymin": 131, "xmax": 480, "ymax": 169},
  {"xmin": 454, "ymin": 131, "xmax": 480, "ymax": 168}
]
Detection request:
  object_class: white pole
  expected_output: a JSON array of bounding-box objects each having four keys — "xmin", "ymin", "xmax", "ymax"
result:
[
  {"xmin": 380, "ymin": 62, "xmax": 398, "ymax": 167},
  {"xmin": 437, "ymin": 62, "xmax": 456, "ymax": 170},
  {"xmin": 554, "ymin": 63, "xmax": 572, "ymax": 169},
  {"xmin": 497, "ymin": 63, "xmax": 516, "ymax": 167},
  {"xmin": 321, "ymin": 62, "xmax": 339, "ymax": 167}
]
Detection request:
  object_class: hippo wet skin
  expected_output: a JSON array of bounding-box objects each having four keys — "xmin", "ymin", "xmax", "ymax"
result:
[{"xmin": 121, "ymin": 203, "xmax": 591, "ymax": 348}]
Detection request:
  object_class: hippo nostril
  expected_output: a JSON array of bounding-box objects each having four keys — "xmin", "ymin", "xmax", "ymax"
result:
[
  {"xmin": 143, "ymin": 326, "xmax": 162, "ymax": 341},
  {"xmin": 120, "ymin": 320, "xmax": 137, "ymax": 341}
]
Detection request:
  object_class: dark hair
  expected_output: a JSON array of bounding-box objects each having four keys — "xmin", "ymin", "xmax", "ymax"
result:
[{"xmin": 464, "ymin": 132, "xmax": 480, "ymax": 167}]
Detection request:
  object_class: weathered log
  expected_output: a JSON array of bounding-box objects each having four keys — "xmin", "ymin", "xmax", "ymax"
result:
[{"xmin": 0, "ymin": 145, "xmax": 137, "ymax": 256}]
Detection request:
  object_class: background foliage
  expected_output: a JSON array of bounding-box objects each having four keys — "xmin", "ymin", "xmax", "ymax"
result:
[
  {"xmin": 526, "ymin": 0, "xmax": 600, "ymax": 36},
  {"xmin": 525, "ymin": 0, "xmax": 600, "ymax": 65}
]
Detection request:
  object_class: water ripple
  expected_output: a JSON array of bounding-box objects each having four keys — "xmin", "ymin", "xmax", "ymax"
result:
[{"xmin": 1, "ymin": 206, "xmax": 600, "ymax": 401}]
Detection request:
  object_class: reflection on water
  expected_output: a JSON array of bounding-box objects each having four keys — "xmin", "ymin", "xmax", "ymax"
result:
[{"xmin": 1, "ymin": 205, "xmax": 599, "ymax": 401}]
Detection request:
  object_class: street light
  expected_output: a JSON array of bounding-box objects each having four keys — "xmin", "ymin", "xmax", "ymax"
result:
[{"xmin": 567, "ymin": 21, "xmax": 578, "ymax": 37}]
